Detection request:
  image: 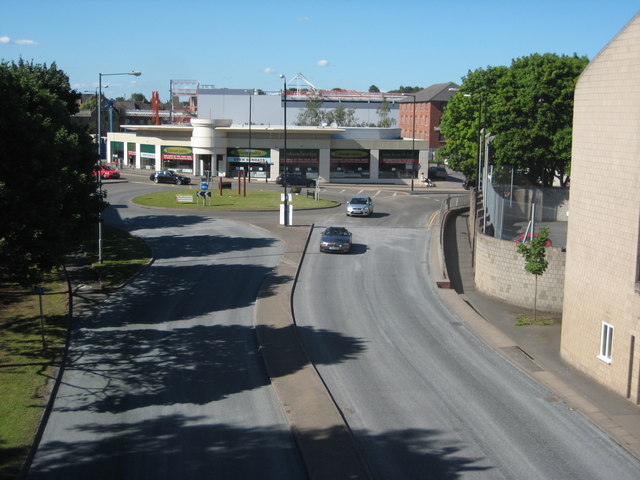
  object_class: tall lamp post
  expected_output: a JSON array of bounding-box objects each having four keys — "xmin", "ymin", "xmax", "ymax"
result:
[
  {"xmin": 96, "ymin": 71, "xmax": 141, "ymax": 263},
  {"xmin": 410, "ymin": 94, "xmax": 417, "ymax": 191},
  {"xmin": 279, "ymin": 74, "xmax": 289, "ymax": 226}
]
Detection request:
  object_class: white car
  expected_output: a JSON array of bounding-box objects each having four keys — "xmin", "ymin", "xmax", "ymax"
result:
[{"xmin": 346, "ymin": 195, "xmax": 373, "ymax": 216}]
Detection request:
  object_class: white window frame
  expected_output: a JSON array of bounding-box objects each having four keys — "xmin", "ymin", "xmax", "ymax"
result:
[{"xmin": 598, "ymin": 322, "xmax": 614, "ymax": 364}]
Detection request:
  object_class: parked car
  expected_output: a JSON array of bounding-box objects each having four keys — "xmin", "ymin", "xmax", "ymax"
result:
[
  {"xmin": 513, "ymin": 233, "xmax": 552, "ymax": 246},
  {"xmin": 462, "ymin": 178, "xmax": 476, "ymax": 190},
  {"xmin": 276, "ymin": 173, "xmax": 316, "ymax": 187},
  {"xmin": 319, "ymin": 226, "xmax": 352, "ymax": 253},
  {"xmin": 428, "ymin": 166, "xmax": 448, "ymax": 180},
  {"xmin": 94, "ymin": 165, "xmax": 120, "ymax": 179},
  {"xmin": 346, "ymin": 195, "xmax": 373, "ymax": 216},
  {"xmin": 150, "ymin": 170, "xmax": 191, "ymax": 185}
]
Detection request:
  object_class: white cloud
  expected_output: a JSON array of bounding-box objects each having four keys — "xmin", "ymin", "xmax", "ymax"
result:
[
  {"xmin": 264, "ymin": 67, "xmax": 276, "ymax": 74},
  {"xmin": 0, "ymin": 36, "xmax": 37, "ymax": 45},
  {"xmin": 297, "ymin": 16, "xmax": 310, "ymax": 21},
  {"xmin": 317, "ymin": 59, "xmax": 330, "ymax": 67}
]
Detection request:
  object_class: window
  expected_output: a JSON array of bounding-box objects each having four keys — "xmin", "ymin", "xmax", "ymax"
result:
[{"xmin": 598, "ymin": 322, "xmax": 614, "ymax": 363}]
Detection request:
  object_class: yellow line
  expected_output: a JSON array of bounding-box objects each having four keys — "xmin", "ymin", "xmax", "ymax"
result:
[{"xmin": 428, "ymin": 210, "xmax": 440, "ymax": 229}]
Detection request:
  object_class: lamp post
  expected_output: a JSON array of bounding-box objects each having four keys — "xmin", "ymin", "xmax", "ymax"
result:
[
  {"xmin": 279, "ymin": 74, "xmax": 289, "ymax": 226},
  {"xmin": 96, "ymin": 71, "xmax": 141, "ymax": 263},
  {"xmin": 410, "ymin": 94, "xmax": 417, "ymax": 191}
]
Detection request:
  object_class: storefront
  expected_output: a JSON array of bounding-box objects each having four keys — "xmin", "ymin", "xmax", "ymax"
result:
[
  {"xmin": 379, "ymin": 149, "xmax": 420, "ymax": 179},
  {"xmin": 282, "ymin": 149, "xmax": 319, "ymax": 179},
  {"xmin": 140, "ymin": 144, "xmax": 156, "ymax": 170},
  {"xmin": 162, "ymin": 146, "xmax": 193, "ymax": 172},
  {"xmin": 330, "ymin": 149, "xmax": 370, "ymax": 179},
  {"xmin": 227, "ymin": 148, "xmax": 271, "ymax": 179}
]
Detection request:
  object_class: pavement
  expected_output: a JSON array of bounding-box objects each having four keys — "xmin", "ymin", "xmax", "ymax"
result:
[
  {"xmin": 39, "ymin": 177, "xmax": 640, "ymax": 480},
  {"xmin": 251, "ymin": 198, "xmax": 640, "ymax": 478}
]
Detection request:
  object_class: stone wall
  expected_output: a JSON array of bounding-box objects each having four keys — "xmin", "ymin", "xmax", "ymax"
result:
[{"xmin": 474, "ymin": 233, "xmax": 566, "ymax": 312}]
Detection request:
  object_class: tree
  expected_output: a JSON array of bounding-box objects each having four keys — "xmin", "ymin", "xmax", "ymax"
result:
[
  {"xmin": 325, "ymin": 104, "xmax": 358, "ymax": 127},
  {"xmin": 491, "ymin": 54, "xmax": 587, "ymax": 186},
  {"xmin": 368, "ymin": 85, "xmax": 380, "ymax": 93},
  {"xmin": 389, "ymin": 86, "xmax": 421, "ymax": 93},
  {"xmin": 296, "ymin": 93, "xmax": 327, "ymax": 126},
  {"xmin": 517, "ymin": 226, "xmax": 550, "ymax": 320},
  {"xmin": 437, "ymin": 66, "xmax": 507, "ymax": 179},
  {"xmin": 0, "ymin": 60, "xmax": 105, "ymax": 286},
  {"xmin": 438, "ymin": 53, "xmax": 587, "ymax": 185},
  {"xmin": 376, "ymin": 98, "xmax": 396, "ymax": 127},
  {"xmin": 130, "ymin": 92, "xmax": 146, "ymax": 102}
]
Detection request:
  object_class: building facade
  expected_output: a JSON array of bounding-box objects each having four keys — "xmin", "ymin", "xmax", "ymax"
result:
[
  {"xmin": 398, "ymin": 82, "xmax": 458, "ymax": 153},
  {"xmin": 561, "ymin": 13, "xmax": 640, "ymax": 402},
  {"xmin": 106, "ymin": 120, "xmax": 430, "ymax": 184}
]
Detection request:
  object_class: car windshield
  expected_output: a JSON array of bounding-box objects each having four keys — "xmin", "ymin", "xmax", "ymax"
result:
[
  {"xmin": 325, "ymin": 228, "xmax": 347, "ymax": 236},
  {"xmin": 350, "ymin": 197, "xmax": 367, "ymax": 204}
]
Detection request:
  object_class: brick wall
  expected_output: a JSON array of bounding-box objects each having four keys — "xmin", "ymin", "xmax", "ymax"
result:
[
  {"xmin": 560, "ymin": 13, "xmax": 640, "ymax": 402},
  {"xmin": 474, "ymin": 233, "xmax": 565, "ymax": 312}
]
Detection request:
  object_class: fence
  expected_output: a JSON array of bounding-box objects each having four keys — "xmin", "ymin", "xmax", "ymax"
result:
[{"xmin": 481, "ymin": 168, "xmax": 570, "ymax": 248}]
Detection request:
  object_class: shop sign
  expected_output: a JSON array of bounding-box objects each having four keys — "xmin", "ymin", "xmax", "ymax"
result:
[
  {"xmin": 228, "ymin": 148, "xmax": 270, "ymax": 164},
  {"xmin": 379, "ymin": 149, "xmax": 419, "ymax": 164},
  {"xmin": 162, "ymin": 146, "xmax": 193, "ymax": 161},
  {"xmin": 284, "ymin": 149, "xmax": 319, "ymax": 164},
  {"xmin": 331, "ymin": 149, "xmax": 370, "ymax": 163}
]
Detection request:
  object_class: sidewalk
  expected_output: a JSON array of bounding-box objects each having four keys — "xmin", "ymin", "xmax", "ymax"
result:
[{"xmin": 439, "ymin": 211, "xmax": 640, "ymax": 459}]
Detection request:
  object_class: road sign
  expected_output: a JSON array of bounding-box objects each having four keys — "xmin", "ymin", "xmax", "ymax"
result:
[{"xmin": 200, "ymin": 182, "xmax": 209, "ymax": 191}]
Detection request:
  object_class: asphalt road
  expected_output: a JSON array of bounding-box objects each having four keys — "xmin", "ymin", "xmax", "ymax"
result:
[
  {"xmin": 27, "ymin": 182, "xmax": 306, "ymax": 479},
  {"xmin": 293, "ymin": 198, "xmax": 640, "ymax": 479},
  {"xmin": 27, "ymin": 178, "xmax": 640, "ymax": 479}
]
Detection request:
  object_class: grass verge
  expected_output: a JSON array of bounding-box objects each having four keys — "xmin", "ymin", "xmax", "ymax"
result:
[
  {"xmin": 515, "ymin": 313, "xmax": 555, "ymax": 326},
  {"xmin": 0, "ymin": 227, "xmax": 151, "ymax": 479},
  {"xmin": 84, "ymin": 225, "xmax": 152, "ymax": 289},
  {"xmin": 0, "ymin": 274, "xmax": 68, "ymax": 479}
]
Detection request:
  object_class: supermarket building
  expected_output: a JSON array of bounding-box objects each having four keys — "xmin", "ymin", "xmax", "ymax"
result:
[{"xmin": 106, "ymin": 119, "xmax": 430, "ymax": 184}]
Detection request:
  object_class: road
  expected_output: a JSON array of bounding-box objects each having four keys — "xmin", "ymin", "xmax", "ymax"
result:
[
  {"xmin": 293, "ymin": 194, "xmax": 640, "ymax": 479},
  {"xmin": 27, "ymin": 182, "xmax": 306, "ymax": 479},
  {"xmin": 28, "ymin": 178, "xmax": 640, "ymax": 479}
]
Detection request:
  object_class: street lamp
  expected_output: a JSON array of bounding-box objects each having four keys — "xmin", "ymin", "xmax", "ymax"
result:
[
  {"xmin": 279, "ymin": 74, "xmax": 289, "ymax": 226},
  {"xmin": 96, "ymin": 71, "xmax": 141, "ymax": 263}
]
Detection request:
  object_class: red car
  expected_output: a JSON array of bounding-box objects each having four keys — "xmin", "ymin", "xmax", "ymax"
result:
[
  {"xmin": 513, "ymin": 233, "xmax": 552, "ymax": 246},
  {"xmin": 95, "ymin": 165, "xmax": 121, "ymax": 179}
]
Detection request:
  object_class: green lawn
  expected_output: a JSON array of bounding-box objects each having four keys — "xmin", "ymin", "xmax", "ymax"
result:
[
  {"xmin": 0, "ymin": 275, "xmax": 68, "ymax": 479},
  {"xmin": 0, "ymin": 228, "xmax": 151, "ymax": 479},
  {"xmin": 132, "ymin": 187, "xmax": 338, "ymax": 210}
]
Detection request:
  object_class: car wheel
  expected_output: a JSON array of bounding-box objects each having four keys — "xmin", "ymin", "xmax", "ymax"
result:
[
  {"xmin": 154, "ymin": 177, "xmax": 159, "ymax": 183},
  {"xmin": 175, "ymin": 178, "xmax": 181, "ymax": 185}
]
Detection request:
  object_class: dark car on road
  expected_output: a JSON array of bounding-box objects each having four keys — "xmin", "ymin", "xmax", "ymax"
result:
[
  {"xmin": 150, "ymin": 170, "xmax": 191, "ymax": 185},
  {"xmin": 319, "ymin": 226, "xmax": 352, "ymax": 253},
  {"xmin": 428, "ymin": 166, "xmax": 448, "ymax": 180},
  {"xmin": 276, "ymin": 173, "xmax": 316, "ymax": 187}
]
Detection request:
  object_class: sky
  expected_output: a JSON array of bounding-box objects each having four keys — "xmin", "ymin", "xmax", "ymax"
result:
[{"xmin": 1, "ymin": 1, "xmax": 638, "ymax": 101}]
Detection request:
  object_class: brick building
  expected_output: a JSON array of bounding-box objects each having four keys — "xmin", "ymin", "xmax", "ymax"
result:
[{"xmin": 398, "ymin": 82, "xmax": 458, "ymax": 155}]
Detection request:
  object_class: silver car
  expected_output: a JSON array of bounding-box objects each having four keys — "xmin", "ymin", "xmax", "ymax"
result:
[
  {"xmin": 319, "ymin": 226, "xmax": 352, "ymax": 253},
  {"xmin": 346, "ymin": 195, "xmax": 373, "ymax": 216}
]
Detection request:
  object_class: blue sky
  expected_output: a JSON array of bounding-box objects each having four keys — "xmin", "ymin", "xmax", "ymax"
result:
[{"xmin": 1, "ymin": 1, "xmax": 638, "ymax": 101}]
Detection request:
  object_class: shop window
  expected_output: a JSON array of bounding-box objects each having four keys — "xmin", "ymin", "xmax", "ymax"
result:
[{"xmin": 598, "ymin": 322, "xmax": 614, "ymax": 363}]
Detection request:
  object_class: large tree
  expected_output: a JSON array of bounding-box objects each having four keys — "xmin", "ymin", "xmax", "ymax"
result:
[
  {"xmin": 438, "ymin": 53, "xmax": 588, "ymax": 185},
  {"xmin": 0, "ymin": 59, "xmax": 105, "ymax": 286}
]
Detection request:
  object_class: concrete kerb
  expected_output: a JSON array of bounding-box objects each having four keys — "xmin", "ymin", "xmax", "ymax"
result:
[{"xmin": 253, "ymin": 224, "xmax": 371, "ymax": 480}]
